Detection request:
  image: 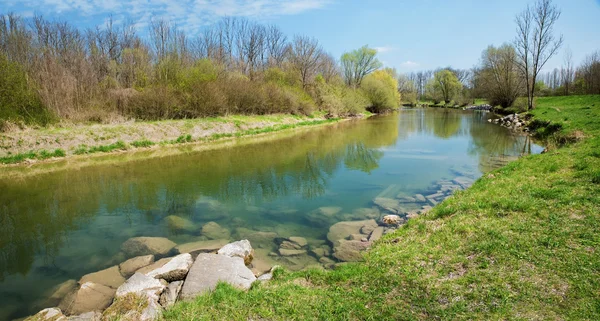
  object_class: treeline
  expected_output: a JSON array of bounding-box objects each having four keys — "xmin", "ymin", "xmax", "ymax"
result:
[
  {"xmin": 0, "ymin": 14, "xmax": 399, "ymax": 127},
  {"xmin": 397, "ymin": 0, "xmax": 599, "ymax": 110}
]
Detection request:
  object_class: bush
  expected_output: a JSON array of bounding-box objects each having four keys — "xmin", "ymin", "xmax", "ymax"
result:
[
  {"xmin": 0, "ymin": 54, "xmax": 53, "ymax": 126},
  {"xmin": 361, "ymin": 70, "xmax": 400, "ymax": 113}
]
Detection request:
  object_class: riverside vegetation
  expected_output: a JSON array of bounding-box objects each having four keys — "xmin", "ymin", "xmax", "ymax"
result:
[{"xmin": 160, "ymin": 95, "xmax": 600, "ymax": 320}]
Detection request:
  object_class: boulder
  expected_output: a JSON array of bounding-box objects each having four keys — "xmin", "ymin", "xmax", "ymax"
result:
[
  {"xmin": 121, "ymin": 237, "xmax": 176, "ymax": 257},
  {"xmin": 66, "ymin": 311, "xmax": 102, "ymax": 321},
  {"xmin": 373, "ymin": 197, "xmax": 404, "ymax": 214},
  {"xmin": 25, "ymin": 308, "xmax": 67, "ymax": 321},
  {"xmin": 174, "ymin": 239, "xmax": 229, "ymax": 257},
  {"xmin": 368, "ymin": 227, "xmax": 385, "ymax": 242},
  {"xmin": 79, "ymin": 266, "xmax": 125, "ymax": 289},
  {"xmin": 327, "ymin": 219, "xmax": 378, "ymax": 245},
  {"xmin": 159, "ymin": 281, "xmax": 183, "ymax": 308},
  {"xmin": 217, "ymin": 240, "xmax": 254, "ymax": 265},
  {"xmin": 119, "ymin": 255, "xmax": 155, "ymax": 278},
  {"xmin": 143, "ymin": 253, "xmax": 193, "ymax": 282},
  {"xmin": 249, "ymin": 257, "xmax": 272, "ymax": 276},
  {"xmin": 279, "ymin": 240, "xmax": 302, "ymax": 250},
  {"xmin": 201, "ymin": 222, "xmax": 231, "ymax": 240},
  {"xmin": 287, "ymin": 236, "xmax": 308, "ymax": 247},
  {"xmin": 58, "ymin": 282, "xmax": 115, "ymax": 316},
  {"xmin": 104, "ymin": 292, "xmax": 162, "ymax": 321},
  {"xmin": 333, "ymin": 240, "xmax": 371, "ymax": 262},
  {"xmin": 305, "ymin": 206, "xmax": 343, "ymax": 226},
  {"xmin": 360, "ymin": 224, "xmax": 376, "ymax": 235},
  {"xmin": 350, "ymin": 207, "xmax": 381, "ymax": 219},
  {"xmin": 180, "ymin": 254, "xmax": 256, "ymax": 300},
  {"xmin": 397, "ymin": 196, "xmax": 417, "ymax": 203},
  {"xmin": 278, "ymin": 249, "xmax": 307, "ymax": 256},
  {"xmin": 382, "ymin": 215, "xmax": 402, "ymax": 226},
  {"xmin": 163, "ymin": 215, "xmax": 196, "ymax": 233},
  {"xmin": 115, "ymin": 273, "xmax": 165, "ymax": 298}
]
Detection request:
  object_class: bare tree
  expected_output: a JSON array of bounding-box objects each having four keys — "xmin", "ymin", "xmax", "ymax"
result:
[
  {"xmin": 561, "ymin": 48, "xmax": 574, "ymax": 95},
  {"xmin": 288, "ymin": 35, "xmax": 323, "ymax": 88},
  {"xmin": 514, "ymin": 0, "xmax": 563, "ymax": 110}
]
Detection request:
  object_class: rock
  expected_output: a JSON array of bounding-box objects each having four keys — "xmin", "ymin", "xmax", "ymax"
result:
[
  {"xmin": 174, "ymin": 239, "xmax": 229, "ymax": 257},
  {"xmin": 144, "ymin": 253, "xmax": 193, "ymax": 282},
  {"xmin": 256, "ymin": 273, "xmax": 273, "ymax": 282},
  {"xmin": 25, "ymin": 308, "xmax": 67, "ymax": 321},
  {"xmin": 309, "ymin": 247, "xmax": 326, "ymax": 258},
  {"xmin": 414, "ymin": 194, "xmax": 427, "ymax": 202},
  {"xmin": 279, "ymin": 240, "xmax": 302, "ymax": 250},
  {"xmin": 119, "ymin": 255, "xmax": 155, "ymax": 278},
  {"xmin": 235, "ymin": 228, "xmax": 277, "ymax": 248},
  {"xmin": 319, "ymin": 256, "xmax": 335, "ymax": 264},
  {"xmin": 58, "ymin": 282, "xmax": 115, "ymax": 316},
  {"xmin": 201, "ymin": 222, "xmax": 231, "ymax": 240},
  {"xmin": 369, "ymin": 227, "xmax": 385, "ymax": 242},
  {"xmin": 327, "ymin": 219, "xmax": 378, "ymax": 245},
  {"xmin": 45, "ymin": 279, "xmax": 77, "ymax": 307},
  {"xmin": 66, "ymin": 311, "xmax": 102, "ymax": 321},
  {"xmin": 79, "ymin": 265, "xmax": 126, "ymax": 289},
  {"xmin": 121, "ymin": 237, "xmax": 176, "ymax": 257},
  {"xmin": 348, "ymin": 233, "xmax": 366, "ymax": 241},
  {"xmin": 159, "ymin": 281, "xmax": 183, "ymax": 308},
  {"xmin": 288, "ymin": 236, "xmax": 308, "ymax": 247},
  {"xmin": 305, "ymin": 206, "xmax": 343, "ymax": 226},
  {"xmin": 249, "ymin": 257, "xmax": 273, "ymax": 276},
  {"xmin": 382, "ymin": 215, "xmax": 402, "ymax": 225},
  {"xmin": 333, "ymin": 240, "xmax": 371, "ymax": 262},
  {"xmin": 350, "ymin": 207, "xmax": 381, "ymax": 219},
  {"xmin": 397, "ymin": 196, "xmax": 417, "ymax": 203},
  {"xmin": 360, "ymin": 224, "xmax": 376, "ymax": 235},
  {"xmin": 115, "ymin": 273, "xmax": 166, "ymax": 298},
  {"xmin": 164, "ymin": 215, "xmax": 196, "ymax": 233},
  {"xmin": 373, "ymin": 197, "xmax": 404, "ymax": 214},
  {"xmin": 180, "ymin": 254, "xmax": 256, "ymax": 299},
  {"xmin": 278, "ymin": 249, "xmax": 307, "ymax": 256},
  {"xmin": 104, "ymin": 292, "xmax": 162, "ymax": 321},
  {"xmin": 217, "ymin": 240, "xmax": 254, "ymax": 265}
]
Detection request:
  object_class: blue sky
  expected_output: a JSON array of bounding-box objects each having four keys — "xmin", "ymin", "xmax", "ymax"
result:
[{"xmin": 2, "ymin": 0, "xmax": 599, "ymax": 73}]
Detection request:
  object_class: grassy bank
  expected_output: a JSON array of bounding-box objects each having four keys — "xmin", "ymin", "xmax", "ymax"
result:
[
  {"xmin": 0, "ymin": 113, "xmax": 347, "ymax": 165},
  {"xmin": 164, "ymin": 95, "xmax": 600, "ymax": 320}
]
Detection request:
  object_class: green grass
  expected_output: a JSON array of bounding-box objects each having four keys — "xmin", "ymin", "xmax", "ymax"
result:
[
  {"xmin": 74, "ymin": 141, "xmax": 128, "ymax": 155},
  {"xmin": 131, "ymin": 139, "xmax": 155, "ymax": 148},
  {"xmin": 164, "ymin": 95, "xmax": 600, "ymax": 320},
  {"xmin": 0, "ymin": 149, "xmax": 66, "ymax": 164}
]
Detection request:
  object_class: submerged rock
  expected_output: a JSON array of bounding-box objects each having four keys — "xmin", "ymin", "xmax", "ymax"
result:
[
  {"xmin": 164, "ymin": 215, "xmax": 196, "ymax": 233},
  {"xmin": 79, "ymin": 265, "xmax": 126, "ymax": 289},
  {"xmin": 201, "ymin": 222, "xmax": 231, "ymax": 240},
  {"xmin": 58, "ymin": 282, "xmax": 115, "ymax": 316},
  {"xmin": 327, "ymin": 219, "xmax": 378, "ymax": 245},
  {"xmin": 121, "ymin": 237, "xmax": 176, "ymax": 257},
  {"xmin": 287, "ymin": 236, "xmax": 308, "ymax": 247},
  {"xmin": 373, "ymin": 197, "xmax": 404, "ymax": 214},
  {"xmin": 333, "ymin": 240, "xmax": 371, "ymax": 262},
  {"xmin": 119, "ymin": 255, "xmax": 155, "ymax": 278},
  {"xmin": 174, "ymin": 239, "xmax": 229, "ymax": 257},
  {"xmin": 217, "ymin": 240, "xmax": 254, "ymax": 265},
  {"xmin": 368, "ymin": 227, "xmax": 385, "ymax": 242},
  {"xmin": 278, "ymin": 249, "xmax": 307, "ymax": 256},
  {"xmin": 235, "ymin": 228, "xmax": 278, "ymax": 248},
  {"xmin": 66, "ymin": 311, "xmax": 102, "ymax": 321},
  {"xmin": 305, "ymin": 206, "xmax": 343, "ymax": 226},
  {"xmin": 44, "ymin": 279, "xmax": 78, "ymax": 307},
  {"xmin": 382, "ymin": 215, "xmax": 403, "ymax": 226},
  {"xmin": 180, "ymin": 253, "xmax": 256, "ymax": 300},
  {"xmin": 414, "ymin": 194, "xmax": 427, "ymax": 202}
]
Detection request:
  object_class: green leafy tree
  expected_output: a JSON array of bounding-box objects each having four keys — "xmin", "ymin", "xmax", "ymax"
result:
[
  {"xmin": 341, "ymin": 46, "xmax": 382, "ymax": 88},
  {"xmin": 361, "ymin": 69, "xmax": 400, "ymax": 112},
  {"xmin": 428, "ymin": 69, "xmax": 463, "ymax": 104}
]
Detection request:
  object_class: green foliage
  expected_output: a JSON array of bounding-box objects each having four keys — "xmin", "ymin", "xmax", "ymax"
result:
[
  {"xmin": 0, "ymin": 54, "xmax": 53, "ymax": 126},
  {"xmin": 427, "ymin": 69, "xmax": 463, "ymax": 104},
  {"xmin": 0, "ymin": 149, "xmax": 65, "ymax": 164},
  {"xmin": 314, "ymin": 80, "xmax": 369, "ymax": 116},
  {"xmin": 131, "ymin": 140, "xmax": 155, "ymax": 148},
  {"xmin": 341, "ymin": 46, "xmax": 382, "ymax": 88},
  {"xmin": 75, "ymin": 141, "xmax": 128, "ymax": 154},
  {"xmin": 361, "ymin": 69, "xmax": 400, "ymax": 112}
]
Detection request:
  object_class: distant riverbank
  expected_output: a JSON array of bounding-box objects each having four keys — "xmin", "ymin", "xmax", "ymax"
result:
[{"xmin": 0, "ymin": 113, "xmax": 361, "ymax": 167}]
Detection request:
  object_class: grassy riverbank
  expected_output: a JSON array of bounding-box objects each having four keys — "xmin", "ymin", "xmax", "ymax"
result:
[
  {"xmin": 0, "ymin": 113, "xmax": 349, "ymax": 165},
  {"xmin": 164, "ymin": 95, "xmax": 600, "ymax": 320}
]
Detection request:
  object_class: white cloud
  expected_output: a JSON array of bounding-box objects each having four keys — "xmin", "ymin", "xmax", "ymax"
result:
[{"xmin": 374, "ymin": 46, "xmax": 395, "ymax": 53}]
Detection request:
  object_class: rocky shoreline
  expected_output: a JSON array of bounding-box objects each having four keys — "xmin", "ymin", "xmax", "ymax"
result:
[
  {"xmin": 488, "ymin": 113, "xmax": 531, "ymax": 131},
  {"xmin": 24, "ymin": 169, "xmax": 476, "ymax": 321}
]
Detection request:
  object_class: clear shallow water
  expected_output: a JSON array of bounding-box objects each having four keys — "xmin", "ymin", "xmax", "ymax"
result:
[{"xmin": 0, "ymin": 109, "xmax": 542, "ymax": 320}]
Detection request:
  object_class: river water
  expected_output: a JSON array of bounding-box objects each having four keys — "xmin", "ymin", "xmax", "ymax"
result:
[{"xmin": 0, "ymin": 108, "xmax": 542, "ymax": 320}]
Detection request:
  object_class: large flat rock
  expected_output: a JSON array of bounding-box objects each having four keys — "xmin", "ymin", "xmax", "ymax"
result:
[
  {"xmin": 174, "ymin": 239, "xmax": 229, "ymax": 257},
  {"xmin": 327, "ymin": 219, "xmax": 378, "ymax": 245},
  {"xmin": 144, "ymin": 253, "xmax": 193, "ymax": 282},
  {"xmin": 217, "ymin": 240, "xmax": 254, "ymax": 265},
  {"xmin": 115, "ymin": 272, "xmax": 166, "ymax": 298},
  {"xmin": 333, "ymin": 240, "xmax": 371, "ymax": 262},
  {"xmin": 119, "ymin": 255, "xmax": 155, "ymax": 278},
  {"xmin": 180, "ymin": 253, "xmax": 256, "ymax": 300}
]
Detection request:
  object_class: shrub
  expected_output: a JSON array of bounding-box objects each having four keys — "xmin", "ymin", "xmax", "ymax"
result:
[
  {"xmin": 0, "ymin": 54, "xmax": 53, "ymax": 126},
  {"xmin": 361, "ymin": 70, "xmax": 400, "ymax": 113}
]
